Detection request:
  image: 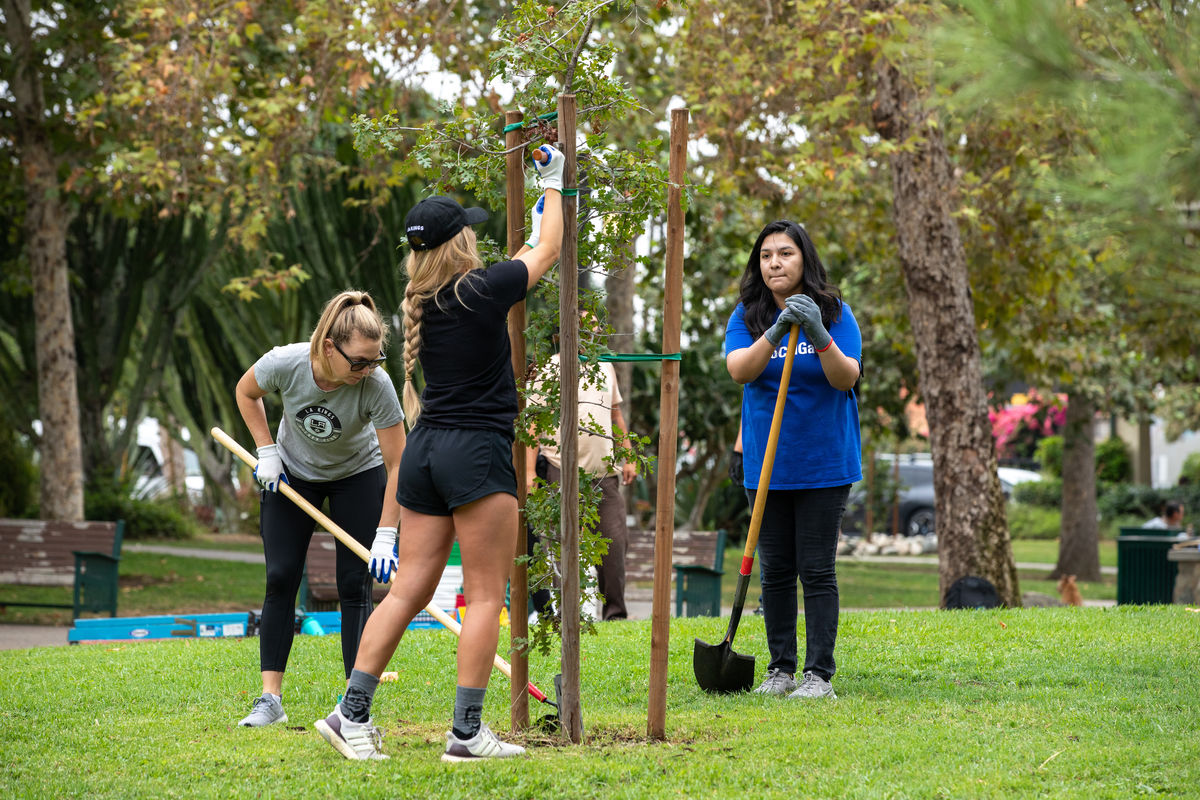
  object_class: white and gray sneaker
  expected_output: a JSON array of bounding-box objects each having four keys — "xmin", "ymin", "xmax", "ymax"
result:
[
  {"xmin": 789, "ymin": 671, "xmax": 837, "ymax": 699},
  {"xmin": 314, "ymin": 707, "xmax": 388, "ymax": 760},
  {"xmin": 238, "ymin": 694, "xmax": 288, "ymax": 727},
  {"xmin": 441, "ymin": 722, "xmax": 526, "ymax": 763},
  {"xmin": 753, "ymin": 668, "xmax": 797, "ymax": 696}
]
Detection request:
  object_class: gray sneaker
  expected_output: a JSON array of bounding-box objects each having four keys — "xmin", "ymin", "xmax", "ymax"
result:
[
  {"xmin": 441, "ymin": 722, "xmax": 526, "ymax": 763},
  {"xmin": 238, "ymin": 694, "xmax": 288, "ymax": 727},
  {"xmin": 788, "ymin": 671, "xmax": 837, "ymax": 699},
  {"xmin": 314, "ymin": 707, "xmax": 388, "ymax": 760},
  {"xmin": 753, "ymin": 668, "xmax": 797, "ymax": 696}
]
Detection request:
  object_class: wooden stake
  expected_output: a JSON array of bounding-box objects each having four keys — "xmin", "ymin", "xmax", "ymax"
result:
[
  {"xmin": 556, "ymin": 94, "xmax": 583, "ymax": 744},
  {"xmin": 505, "ymin": 109, "xmax": 530, "ymax": 730},
  {"xmin": 648, "ymin": 106, "xmax": 687, "ymax": 740}
]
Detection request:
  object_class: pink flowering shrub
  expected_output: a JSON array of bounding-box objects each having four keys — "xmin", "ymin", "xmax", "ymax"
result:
[{"xmin": 988, "ymin": 390, "xmax": 1068, "ymax": 461}]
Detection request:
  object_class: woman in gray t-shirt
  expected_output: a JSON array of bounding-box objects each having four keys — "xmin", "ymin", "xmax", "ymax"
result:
[{"xmin": 233, "ymin": 290, "xmax": 404, "ymax": 728}]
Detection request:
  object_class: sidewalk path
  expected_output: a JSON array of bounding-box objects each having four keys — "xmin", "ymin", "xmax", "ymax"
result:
[
  {"xmin": 845, "ymin": 554, "xmax": 1118, "ymax": 575},
  {"xmin": 126, "ymin": 543, "xmax": 264, "ymax": 564}
]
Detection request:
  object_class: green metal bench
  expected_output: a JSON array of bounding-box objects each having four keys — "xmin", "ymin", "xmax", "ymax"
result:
[
  {"xmin": 627, "ymin": 528, "xmax": 727, "ymax": 617},
  {"xmin": 0, "ymin": 519, "xmax": 125, "ymax": 617}
]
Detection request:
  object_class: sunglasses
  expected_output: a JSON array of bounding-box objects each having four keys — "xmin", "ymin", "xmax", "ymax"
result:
[{"xmin": 332, "ymin": 341, "xmax": 387, "ymax": 372}]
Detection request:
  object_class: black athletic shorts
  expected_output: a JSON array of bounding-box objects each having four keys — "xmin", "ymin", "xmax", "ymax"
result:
[{"xmin": 396, "ymin": 425, "xmax": 517, "ymax": 516}]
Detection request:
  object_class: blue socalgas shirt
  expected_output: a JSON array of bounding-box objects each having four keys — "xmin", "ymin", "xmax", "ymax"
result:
[{"xmin": 725, "ymin": 302, "xmax": 863, "ymax": 490}]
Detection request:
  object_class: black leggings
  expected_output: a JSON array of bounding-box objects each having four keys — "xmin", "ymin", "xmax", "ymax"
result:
[{"xmin": 258, "ymin": 465, "xmax": 385, "ymax": 678}]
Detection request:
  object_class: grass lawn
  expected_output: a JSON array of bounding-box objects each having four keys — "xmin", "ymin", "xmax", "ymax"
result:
[
  {"xmin": 2, "ymin": 607, "xmax": 1197, "ymax": 798},
  {"xmin": 0, "ymin": 551, "xmax": 266, "ymax": 626}
]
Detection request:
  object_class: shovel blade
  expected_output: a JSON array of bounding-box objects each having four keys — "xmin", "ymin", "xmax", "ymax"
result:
[{"xmin": 693, "ymin": 637, "xmax": 755, "ymax": 694}]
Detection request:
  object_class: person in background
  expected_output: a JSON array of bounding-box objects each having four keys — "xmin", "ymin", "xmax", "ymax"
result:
[
  {"xmin": 1143, "ymin": 500, "xmax": 1186, "ymax": 530},
  {"xmin": 526, "ymin": 325, "xmax": 638, "ymax": 621},
  {"xmin": 314, "ymin": 144, "xmax": 564, "ymax": 762},
  {"xmin": 234, "ymin": 291, "xmax": 404, "ymax": 727},
  {"xmin": 724, "ymin": 219, "xmax": 862, "ymax": 701}
]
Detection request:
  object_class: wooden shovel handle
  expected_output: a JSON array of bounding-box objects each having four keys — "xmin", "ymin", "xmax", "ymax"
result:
[
  {"xmin": 739, "ymin": 324, "xmax": 800, "ymax": 575},
  {"xmin": 209, "ymin": 426, "xmax": 525, "ymax": 682}
]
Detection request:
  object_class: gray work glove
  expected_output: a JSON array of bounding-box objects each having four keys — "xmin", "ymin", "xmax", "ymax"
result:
[
  {"xmin": 785, "ymin": 294, "xmax": 832, "ymax": 351},
  {"xmin": 764, "ymin": 302, "xmax": 806, "ymax": 347}
]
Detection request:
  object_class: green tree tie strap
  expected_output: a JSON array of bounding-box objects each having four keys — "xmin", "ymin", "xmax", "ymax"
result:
[
  {"xmin": 501, "ymin": 111, "xmax": 559, "ymax": 133},
  {"xmin": 579, "ymin": 353, "xmax": 682, "ymax": 363}
]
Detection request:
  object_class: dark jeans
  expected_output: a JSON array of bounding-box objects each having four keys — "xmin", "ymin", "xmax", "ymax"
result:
[
  {"xmin": 258, "ymin": 465, "xmax": 384, "ymax": 678},
  {"xmin": 746, "ymin": 484, "xmax": 849, "ymax": 681},
  {"xmin": 545, "ymin": 463, "xmax": 629, "ymax": 620}
]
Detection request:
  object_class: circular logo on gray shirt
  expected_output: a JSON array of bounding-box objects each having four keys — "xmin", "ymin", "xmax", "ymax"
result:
[{"xmin": 296, "ymin": 406, "xmax": 342, "ymax": 442}]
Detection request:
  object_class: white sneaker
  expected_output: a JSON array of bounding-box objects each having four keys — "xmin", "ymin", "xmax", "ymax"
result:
[
  {"xmin": 788, "ymin": 671, "xmax": 837, "ymax": 699},
  {"xmin": 314, "ymin": 707, "xmax": 388, "ymax": 760},
  {"xmin": 441, "ymin": 722, "xmax": 526, "ymax": 762},
  {"xmin": 238, "ymin": 694, "xmax": 287, "ymax": 727},
  {"xmin": 753, "ymin": 668, "xmax": 797, "ymax": 696}
]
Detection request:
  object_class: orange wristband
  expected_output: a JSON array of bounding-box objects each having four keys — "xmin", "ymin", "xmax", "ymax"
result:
[{"xmin": 816, "ymin": 339, "xmax": 834, "ymax": 353}]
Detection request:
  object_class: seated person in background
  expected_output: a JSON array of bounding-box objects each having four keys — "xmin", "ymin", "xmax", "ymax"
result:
[{"xmin": 1143, "ymin": 500, "xmax": 1185, "ymax": 530}]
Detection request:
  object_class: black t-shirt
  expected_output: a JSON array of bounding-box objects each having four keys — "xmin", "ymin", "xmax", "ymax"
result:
[{"xmin": 415, "ymin": 259, "xmax": 528, "ymax": 437}]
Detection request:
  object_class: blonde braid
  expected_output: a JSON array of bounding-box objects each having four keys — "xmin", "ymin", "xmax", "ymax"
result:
[{"xmin": 401, "ymin": 290, "xmax": 425, "ymax": 423}]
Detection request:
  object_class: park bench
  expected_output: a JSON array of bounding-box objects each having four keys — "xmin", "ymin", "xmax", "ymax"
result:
[
  {"xmin": 0, "ymin": 519, "xmax": 125, "ymax": 618},
  {"xmin": 298, "ymin": 531, "xmax": 390, "ymax": 612},
  {"xmin": 626, "ymin": 528, "xmax": 727, "ymax": 617}
]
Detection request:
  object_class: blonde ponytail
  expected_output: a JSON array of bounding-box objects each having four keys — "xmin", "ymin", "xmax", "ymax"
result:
[
  {"xmin": 398, "ymin": 226, "xmax": 482, "ymax": 424},
  {"xmin": 309, "ymin": 290, "xmax": 388, "ymax": 375}
]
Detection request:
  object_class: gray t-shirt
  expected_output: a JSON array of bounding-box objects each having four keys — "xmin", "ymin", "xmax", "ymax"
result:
[{"xmin": 254, "ymin": 343, "xmax": 403, "ymax": 482}]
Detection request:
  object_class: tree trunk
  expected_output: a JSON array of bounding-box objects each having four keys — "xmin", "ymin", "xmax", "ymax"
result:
[
  {"xmin": 872, "ymin": 57, "xmax": 1019, "ymax": 607},
  {"xmin": 5, "ymin": 0, "xmax": 85, "ymax": 520},
  {"xmin": 1053, "ymin": 394, "xmax": 1101, "ymax": 581}
]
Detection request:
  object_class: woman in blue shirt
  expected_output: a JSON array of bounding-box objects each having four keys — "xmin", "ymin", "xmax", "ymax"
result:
[{"xmin": 724, "ymin": 220, "xmax": 862, "ymax": 700}]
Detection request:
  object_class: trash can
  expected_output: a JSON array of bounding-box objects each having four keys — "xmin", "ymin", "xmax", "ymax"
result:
[{"xmin": 1117, "ymin": 528, "xmax": 1180, "ymax": 605}]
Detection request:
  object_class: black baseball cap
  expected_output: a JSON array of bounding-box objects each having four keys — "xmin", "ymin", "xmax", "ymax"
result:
[{"xmin": 404, "ymin": 196, "xmax": 490, "ymax": 251}]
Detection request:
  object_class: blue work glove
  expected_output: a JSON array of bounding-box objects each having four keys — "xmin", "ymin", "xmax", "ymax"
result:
[
  {"xmin": 369, "ymin": 527, "xmax": 398, "ymax": 583},
  {"xmin": 785, "ymin": 294, "xmax": 833, "ymax": 351},
  {"xmin": 532, "ymin": 144, "xmax": 564, "ymax": 192},
  {"xmin": 764, "ymin": 302, "xmax": 805, "ymax": 347},
  {"xmin": 524, "ymin": 193, "xmax": 546, "ymax": 249},
  {"xmin": 254, "ymin": 444, "xmax": 289, "ymax": 493}
]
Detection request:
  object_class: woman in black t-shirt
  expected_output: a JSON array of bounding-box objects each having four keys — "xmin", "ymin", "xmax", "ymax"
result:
[{"xmin": 316, "ymin": 145, "xmax": 565, "ymax": 762}]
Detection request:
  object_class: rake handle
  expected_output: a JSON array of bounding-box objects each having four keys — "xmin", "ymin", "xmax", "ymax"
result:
[{"xmin": 210, "ymin": 426, "xmax": 548, "ymax": 701}]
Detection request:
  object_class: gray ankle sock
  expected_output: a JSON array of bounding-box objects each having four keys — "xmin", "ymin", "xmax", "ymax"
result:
[
  {"xmin": 452, "ymin": 685, "xmax": 486, "ymax": 739},
  {"xmin": 339, "ymin": 669, "xmax": 380, "ymax": 723}
]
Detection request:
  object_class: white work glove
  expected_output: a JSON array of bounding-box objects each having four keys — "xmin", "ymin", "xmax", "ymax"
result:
[
  {"xmin": 369, "ymin": 527, "xmax": 398, "ymax": 583},
  {"xmin": 524, "ymin": 193, "xmax": 546, "ymax": 249},
  {"xmin": 532, "ymin": 144, "xmax": 564, "ymax": 192},
  {"xmin": 254, "ymin": 444, "xmax": 288, "ymax": 493}
]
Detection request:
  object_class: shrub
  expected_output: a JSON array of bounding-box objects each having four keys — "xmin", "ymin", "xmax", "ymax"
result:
[
  {"xmin": 1180, "ymin": 452, "xmax": 1200, "ymax": 487},
  {"xmin": 85, "ymin": 484, "xmax": 203, "ymax": 541},
  {"xmin": 1013, "ymin": 477, "xmax": 1062, "ymax": 509},
  {"xmin": 1035, "ymin": 435, "xmax": 1063, "ymax": 478},
  {"xmin": 1007, "ymin": 503, "xmax": 1062, "ymax": 540},
  {"xmin": 0, "ymin": 427, "xmax": 37, "ymax": 518},
  {"xmin": 1096, "ymin": 483, "xmax": 1161, "ymax": 521},
  {"xmin": 1095, "ymin": 437, "xmax": 1132, "ymax": 483}
]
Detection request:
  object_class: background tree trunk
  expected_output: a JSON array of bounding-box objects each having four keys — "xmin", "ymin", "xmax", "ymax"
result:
[
  {"xmin": 1053, "ymin": 394, "xmax": 1101, "ymax": 581},
  {"xmin": 605, "ymin": 238, "xmax": 636, "ymax": 425},
  {"xmin": 872, "ymin": 57, "xmax": 1019, "ymax": 607},
  {"xmin": 5, "ymin": 0, "xmax": 85, "ymax": 520}
]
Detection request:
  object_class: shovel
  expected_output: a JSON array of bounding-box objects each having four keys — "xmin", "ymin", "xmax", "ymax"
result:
[
  {"xmin": 694, "ymin": 324, "xmax": 799, "ymax": 693},
  {"xmin": 210, "ymin": 426, "xmax": 560, "ymax": 722}
]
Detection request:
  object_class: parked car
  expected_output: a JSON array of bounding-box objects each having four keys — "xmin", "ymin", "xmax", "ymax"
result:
[{"xmin": 842, "ymin": 455, "xmax": 1042, "ymax": 537}]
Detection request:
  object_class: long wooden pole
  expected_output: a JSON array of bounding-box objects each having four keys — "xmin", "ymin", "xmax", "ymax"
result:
[
  {"xmin": 505, "ymin": 109, "xmax": 531, "ymax": 730},
  {"xmin": 648, "ymin": 107, "xmax": 687, "ymax": 740},
  {"xmin": 557, "ymin": 93, "xmax": 583, "ymax": 743}
]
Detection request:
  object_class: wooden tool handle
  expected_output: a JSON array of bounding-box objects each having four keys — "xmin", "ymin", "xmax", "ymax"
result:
[
  {"xmin": 209, "ymin": 426, "xmax": 517, "ymax": 680},
  {"xmin": 739, "ymin": 325, "xmax": 801, "ymax": 574}
]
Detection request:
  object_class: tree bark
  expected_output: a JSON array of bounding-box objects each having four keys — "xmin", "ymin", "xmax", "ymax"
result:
[
  {"xmin": 872, "ymin": 57, "xmax": 1019, "ymax": 607},
  {"xmin": 605, "ymin": 238, "xmax": 636, "ymax": 426},
  {"xmin": 1053, "ymin": 394, "xmax": 1101, "ymax": 581},
  {"xmin": 5, "ymin": 0, "xmax": 85, "ymax": 520}
]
